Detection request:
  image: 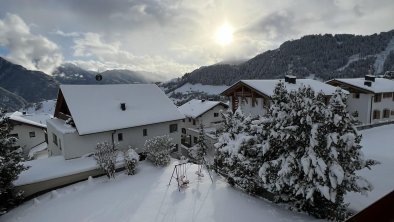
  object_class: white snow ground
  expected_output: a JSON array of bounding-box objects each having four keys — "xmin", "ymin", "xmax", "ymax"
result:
[
  {"xmin": 3, "ymin": 124, "xmax": 394, "ymax": 221},
  {"xmin": 2, "ymin": 161, "xmax": 320, "ymax": 222},
  {"xmin": 345, "ymin": 124, "xmax": 394, "ymax": 212},
  {"xmin": 172, "ymin": 83, "xmax": 228, "ymax": 95}
]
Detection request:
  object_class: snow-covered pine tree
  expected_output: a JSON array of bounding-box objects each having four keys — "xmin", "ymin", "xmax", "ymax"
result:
[
  {"xmin": 94, "ymin": 141, "xmax": 117, "ymax": 179},
  {"xmin": 195, "ymin": 123, "xmax": 208, "ymax": 176},
  {"xmin": 0, "ymin": 111, "xmax": 28, "ymax": 214},
  {"xmin": 258, "ymin": 81, "xmax": 297, "ymax": 200},
  {"xmin": 214, "ymin": 108, "xmax": 247, "ymax": 176},
  {"xmin": 259, "ymin": 84, "xmax": 378, "ymax": 221},
  {"xmin": 144, "ymin": 135, "xmax": 173, "ymax": 166},
  {"xmin": 304, "ymin": 88, "xmax": 378, "ymax": 220},
  {"xmin": 214, "ymin": 107, "xmax": 263, "ymax": 193}
]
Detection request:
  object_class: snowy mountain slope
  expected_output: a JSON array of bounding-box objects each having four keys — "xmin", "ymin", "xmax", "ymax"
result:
[
  {"xmin": 171, "ymin": 83, "xmax": 228, "ymax": 95},
  {"xmin": 2, "ymin": 161, "xmax": 319, "ymax": 222},
  {"xmin": 176, "ymin": 30, "xmax": 394, "ymax": 86},
  {"xmin": 21, "ymin": 99, "xmax": 56, "ymax": 115},
  {"xmin": 373, "ymin": 36, "xmax": 394, "ymax": 74},
  {"xmin": 166, "ymin": 83, "xmax": 228, "ymax": 106}
]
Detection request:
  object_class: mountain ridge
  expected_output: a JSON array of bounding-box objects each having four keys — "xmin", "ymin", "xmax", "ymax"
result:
[{"xmin": 175, "ymin": 30, "xmax": 394, "ymax": 87}]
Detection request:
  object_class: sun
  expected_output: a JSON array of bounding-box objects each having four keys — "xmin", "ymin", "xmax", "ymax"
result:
[{"xmin": 215, "ymin": 23, "xmax": 234, "ymax": 46}]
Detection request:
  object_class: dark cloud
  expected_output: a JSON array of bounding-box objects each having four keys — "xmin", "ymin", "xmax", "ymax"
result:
[{"xmin": 0, "ymin": 0, "xmax": 394, "ymax": 78}]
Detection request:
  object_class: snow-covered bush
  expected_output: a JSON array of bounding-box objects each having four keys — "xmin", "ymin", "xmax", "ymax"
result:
[
  {"xmin": 0, "ymin": 112, "xmax": 28, "ymax": 214},
  {"xmin": 94, "ymin": 141, "xmax": 117, "ymax": 179},
  {"xmin": 124, "ymin": 148, "xmax": 139, "ymax": 175},
  {"xmin": 259, "ymin": 82, "xmax": 378, "ymax": 220},
  {"xmin": 144, "ymin": 135, "xmax": 173, "ymax": 166}
]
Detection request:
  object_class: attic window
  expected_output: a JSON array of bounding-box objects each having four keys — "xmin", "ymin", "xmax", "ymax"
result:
[{"xmin": 120, "ymin": 103, "xmax": 126, "ymax": 111}]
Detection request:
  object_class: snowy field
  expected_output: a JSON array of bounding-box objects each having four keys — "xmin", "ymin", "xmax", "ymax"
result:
[
  {"xmin": 2, "ymin": 161, "xmax": 319, "ymax": 222},
  {"xmin": 2, "ymin": 124, "xmax": 394, "ymax": 221},
  {"xmin": 345, "ymin": 124, "xmax": 394, "ymax": 212},
  {"xmin": 172, "ymin": 83, "xmax": 228, "ymax": 95}
]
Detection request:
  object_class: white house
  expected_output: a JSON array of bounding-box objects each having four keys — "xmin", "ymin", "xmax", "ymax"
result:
[
  {"xmin": 221, "ymin": 76, "xmax": 343, "ymax": 117},
  {"xmin": 178, "ymin": 99, "xmax": 228, "ymax": 147},
  {"xmin": 8, "ymin": 111, "xmax": 52, "ymax": 159},
  {"xmin": 47, "ymin": 84, "xmax": 185, "ymax": 160},
  {"xmin": 326, "ymin": 75, "xmax": 394, "ymax": 125}
]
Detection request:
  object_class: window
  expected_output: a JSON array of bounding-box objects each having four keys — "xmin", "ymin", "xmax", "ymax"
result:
[
  {"xmin": 392, "ymin": 110, "xmax": 394, "ymax": 116},
  {"xmin": 188, "ymin": 118, "xmax": 191, "ymax": 122},
  {"xmin": 383, "ymin": 109, "xmax": 390, "ymax": 118},
  {"xmin": 193, "ymin": 119, "xmax": 196, "ymax": 125},
  {"xmin": 29, "ymin": 131, "xmax": 36, "ymax": 138},
  {"xmin": 182, "ymin": 119, "xmax": 185, "ymax": 122},
  {"xmin": 170, "ymin": 124, "xmax": 178, "ymax": 133},
  {"xmin": 118, "ymin": 133, "xmax": 123, "ymax": 141},
  {"xmin": 9, "ymin": 133, "xmax": 19, "ymax": 139},
  {"xmin": 59, "ymin": 139, "xmax": 62, "ymax": 150},
  {"xmin": 193, "ymin": 136, "xmax": 197, "ymax": 144},
  {"xmin": 374, "ymin": 94, "xmax": 382, "ymax": 103},
  {"xmin": 143, "ymin": 129, "xmax": 147, "ymax": 136},
  {"xmin": 383, "ymin": 92, "xmax": 392, "ymax": 98},
  {"xmin": 252, "ymin": 97, "xmax": 259, "ymax": 107},
  {"xmin": 373, "ymin": 110, "xmax": 381, "ymax": 120},
  {"xmin": 53, "ymin": 133, "xmax": 58, "ymax": 146},
  {"xmin": 214, "ymin": 112, "xmax": 219, "ymax": 117},
  {"xmin": 353, "ymin": 93, "xmax": 360, "ymax": 99},
  {"xmin": 263, "ymin": 99, "xmax": 269, "ymax": 108},
  {"xmin": 182, "ymin": 128, "xmax": 186, "ymax": 134},
  {"xmin": 174, "ymin": 144, "xmax": 179, "ymax": 152}
]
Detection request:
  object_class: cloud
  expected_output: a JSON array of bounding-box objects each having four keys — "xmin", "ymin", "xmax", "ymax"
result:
[
  {"xmin": 0, "ymin": 13, "xmax": 63, "ymax": 74},
  {"xmin": 52, "ymin": 30, "xmax": 80, "ymax": 37},
  {"xmin": 71, "ymin": 32, "xmax": 198, "ymax": 78}
]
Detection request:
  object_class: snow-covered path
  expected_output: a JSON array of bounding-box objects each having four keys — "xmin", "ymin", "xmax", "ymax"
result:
[{"xmin": 1, "ymin": 161, "xmax": 319, "ymax": 222}]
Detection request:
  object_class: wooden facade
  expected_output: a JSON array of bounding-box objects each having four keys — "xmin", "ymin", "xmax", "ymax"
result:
[
  {"xmin": 221, "ymin": 82, "xmax": 270, "ymax": 112},
  {"xmin": 54, "ymin": 89, "xmax": 72, "ymax": 120}
]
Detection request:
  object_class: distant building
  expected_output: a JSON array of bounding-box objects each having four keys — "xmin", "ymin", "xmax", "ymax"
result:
[
  {"xmin": 8, "ymin": 111, "xmax": 52, "ymax": 159},
  {"xmin": 178, "ymin": 99, "xmax": 228, "ymax": 147},
  {"xmin": 221, "ymin": 76, "xmax": 342, "ymax": 117},
  {"xmin": 47, "ymin": 84, "xmax": 185, "ymax": 160},
  {"xmin": 327, "ymin": 75, "xmax": 394, "ymax": 125}
]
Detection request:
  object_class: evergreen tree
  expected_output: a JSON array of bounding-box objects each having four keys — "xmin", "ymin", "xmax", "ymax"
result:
[
  {"xmin": 0, "ymin": 111, "xmax": 28, "ymax": 214},
  {"xmin": 259, "ymin": 83, "xmax": 378, "ymax": 220},
  {"xmin": 195, "ymin": 123, "xmax": 208, "ymax": 176},
  {"xmin": 214, "ymin": 108, "xmax": 264, "ymax": 193}
]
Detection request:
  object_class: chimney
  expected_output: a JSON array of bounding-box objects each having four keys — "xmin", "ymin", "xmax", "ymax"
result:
[
  {"xmin": 365, "ymin": 75, "xmax": 376, "ymax": 82},
  {"xmin": 22, "ymin": 111, "xmax": 26, "ymax": 115},
  {"xmin": 364, "ymin": 80, "xmax": 372, "ymax": 87},
  {"xmin": 120, "ymin": 103, "xmax": 126, "ymax": 111},
  {"xmin": 285, "ymin": 75, "xmax": 296, "ymax": 84}
]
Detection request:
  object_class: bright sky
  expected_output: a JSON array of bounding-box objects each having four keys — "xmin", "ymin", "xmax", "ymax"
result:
[{"xmin": 0, "ymin": 0, "xmax": 393, "ymax": 80}]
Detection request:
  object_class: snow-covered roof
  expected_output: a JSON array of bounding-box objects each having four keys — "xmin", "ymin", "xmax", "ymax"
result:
[
  {"xmin": 60, "ymin": 84, "xmax": 185, "ymax": 135},
  {"xmin": 178, "ymin": 99, "xmax": 228, "ymax": 118},
  {"xmin": 328, "ymin": 78, "xmax": 394, "ymax": 93},
  {"xmin": 28, "ymin": 142, "xmax": 48, "ymax": 158},
  {"xmin": 234, "ymin": 79, "xmax": 344, "ymax": 97},
  {"xmin": 9, "ymin": 111, "xmax": 52, "ymax": 128},
  {"xmin": 47, "ymin": 118, "xmax": 77, "ymax": 134}
]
